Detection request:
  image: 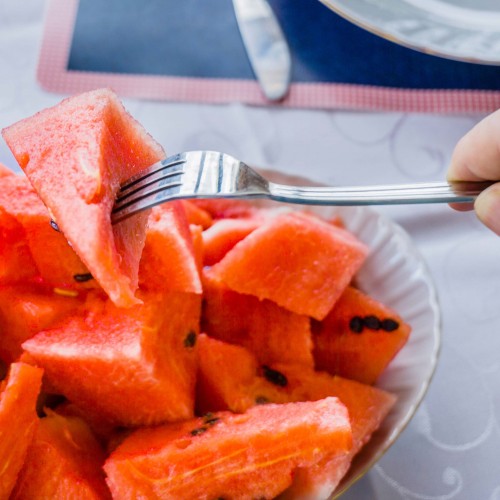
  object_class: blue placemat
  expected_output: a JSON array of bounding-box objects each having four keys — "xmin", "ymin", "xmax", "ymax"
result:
[{"xmin": 38, "ymin": 0, "xmax": 500, "ymax": 111}]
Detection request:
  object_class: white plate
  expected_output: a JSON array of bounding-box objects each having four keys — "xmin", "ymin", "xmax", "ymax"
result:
[
  {"xmin": 319, "ymin": 0, "xmax": 500, "ymax": 64},
  {"xmin": 257, "ymin": 170, "xmax": 441, "ymax": 497},
  {"xmin": 328, "ymin": 204, "xmax": 440, "ymax": 497}
]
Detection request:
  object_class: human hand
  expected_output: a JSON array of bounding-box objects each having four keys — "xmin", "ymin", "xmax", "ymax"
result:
[{"xmin": 447, "ymin": 110, "xmax": 500, "ymax": 235}]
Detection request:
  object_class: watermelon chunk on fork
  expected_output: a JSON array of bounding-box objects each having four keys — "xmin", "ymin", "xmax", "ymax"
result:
[{"xmin": 2, "ymin": 89, "xmax": 165, "ymax": 307}]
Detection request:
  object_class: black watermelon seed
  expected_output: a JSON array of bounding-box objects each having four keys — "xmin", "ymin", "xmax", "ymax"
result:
[
  {"xmin": 349, "ymin": 316, "xmax": 364, "ymax": 334},
  {"xmin": 50, "ymin": 219, "xmax": 60, "ymax": 232},
  {"xmin": 363, "ymin": 315, "xmax": 381, "ymax": 330},
  {"xmin": 381, "ymin": 318, "xmax": 399, "ymax": 332},
  {"xmin": 262, "ymin": 365, "xmax": 288, "ymax": 387},
  {"xmin": 73, "ymin": 273, "xmax": 93, "ymax": 283},
  {"xmin": 184, "ymin": 331, "xmax": 197, "ymax": 348},
  {"xmin": 255, "ymin": 396, "xmax": 270, "ymax": 405},
  {"xmin": 190, "ymin": 426, "xmax": 207, "ymax": 436},
  {"xmin": 204, "ymin": 417, "xmax": 220, "ymax": 426}
]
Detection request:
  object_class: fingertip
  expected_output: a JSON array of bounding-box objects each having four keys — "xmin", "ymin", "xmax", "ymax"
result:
[
  {"xmin": 474, "ymin": 183, "xmax": 500, "ymax": 235},
  {"xmin": 448, "ymin": 201, "xmax": 474, "ymax": 212},
  {"xmin": 447, "ymin": 110, "xmax": 500, "ymax": 183}
]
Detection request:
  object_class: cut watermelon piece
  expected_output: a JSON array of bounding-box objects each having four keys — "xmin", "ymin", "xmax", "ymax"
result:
[
  {"xmin": 104, "ymin": 398, "xmax": 352, "ymax": 500},
  {"xmin": 0, "ymin": 362, "xmax": 43, "ymax": 498},
  {"xmin": 55, "ymin": 401, "xmax": 120, "ymax": 449},
  {"xmin": 0, "ymin": 283, "xmax": 82, "ymax": 363},
  {"xmin": 11, "ymin": 410, "xmax": 110, "ymax": 499},
  {"xmin": 22, "ymin": 290, "xmax": 201, "ymax": 426},
  {"xmin": 202, "ymin": 217, "xmax": 261, "ymax": 266},
  {"xmin": 276, "ymin": 368, "xmax": 395, "ymax": 498},
  {"xmin": 189, "ymin": 223, "xmax": 204, "ymax": 275},
  {"xmin": 210, "ymin": 212, "xmax": 369, "ymax": 320},
  {"xmin": 313, "ymin": 286, "xmax": 411, "ymax": 385},
  {"xmin": 190, "ymin": 198, "xmax": 259, "ymax": 219},
  {"xmin": 0, "ymin": 147, "xmax": 98, "ymax": 291},
  {"xmin": 2, "ymin": 88, "xmax": 165, "ymax": 307},
  {"xmin": 196, "ymin": 334, "xmax": 282, "ymax": 414},
  {"xmin": 196, "ymin": 333, "xmax": 395, "ymax": 437},
  {"xmin": 138, "ymin": 202, "xmax": 201, "ymax": 294},
  {"xmin": 196, "ymin": 335, "xmax": 395, "ymax": 498},
  {"xmin": 180, "ymin": 200, "xmax": 213, "ymax": 229},
  {"xmin": 0, "ymin": 206, "xmax": 39, "ymax": 286},
  {"xmin": 202, "ymin": 271, "xmax": 313, "ymax": 368}
]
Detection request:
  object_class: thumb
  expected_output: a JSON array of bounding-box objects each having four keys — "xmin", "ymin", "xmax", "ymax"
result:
[{"xmin": 474, "ymin": 182, "xmax": 500, "ymax": 235}]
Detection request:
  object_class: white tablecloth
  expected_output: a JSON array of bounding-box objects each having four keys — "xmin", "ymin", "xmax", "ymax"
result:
[{"xmin": 1, "ymin": 1, "xmax": 499, "ymax": 498}]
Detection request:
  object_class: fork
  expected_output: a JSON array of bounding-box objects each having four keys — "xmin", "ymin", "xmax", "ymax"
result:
[{"xmin": 112, "ymin": 151, "xmax": 494, "ymax": 224}]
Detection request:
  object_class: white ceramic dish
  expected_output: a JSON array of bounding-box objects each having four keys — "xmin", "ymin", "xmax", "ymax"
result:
[
  {"xmin": 258, "ymin": 170, "xmax": 441, "ymax": 497},
  {"xmin": 328, "ymin": 204, "xmax": 440, "ymax": 497},
  {"xmin": 319, "ymin": 0, "xmax": 500, "ymax": 64}
]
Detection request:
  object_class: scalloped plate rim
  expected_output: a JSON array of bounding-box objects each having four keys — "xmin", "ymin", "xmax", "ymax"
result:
[{"xmin": 318, "ymin": 0, "xmax": 500, "ymax": 65}]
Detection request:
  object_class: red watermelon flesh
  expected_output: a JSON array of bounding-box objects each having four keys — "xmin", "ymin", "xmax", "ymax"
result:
[
  {"xmin": 189, "ymin": 223, "xmax": 204, "ymax": 275},
  {"xmin": 104, "ymin": 398, "xmax": 352, "ymax": 500},
  {"xmin": 202, "ymin": 217, "xmax": 261, "ymax": 266},
  {"xmin": 190, "ymin": 198, "xmax": 259, "ymax": 220},
  {"xmin": 11, "ymin": 410, "xmax": 110, "ymax": 499},
  {"xmin": 196, "ymin": 334, "xmax": 395, "ymax": 445},
  {"xmin": 209, "ymin": 212, "xmax": 369, "ymax": 320},
  {"xmin": 276, "ymin": 368, "xmax": 395, "ymax": 499},
  {"xmin": 181, "ymin": 200, "xmax": 213, "ymax": 229},
  {"xmin": 0, "ymin": 283, "xmax": 82, "ymax": 363},
  {"xmin": 2, "ymin": 88, "xmax": 166, "ymax": 308},
  {"xmin": 313, "ymin": 286, "xmax": 411, "ymax": 385},
  {"xmin": 202, "ymin": 270, "xmax": 314, "ymax": 368},
  {"xmin": 22, "ymin": 290, "xmax": 201, "ymax": 427},
  {"xmin": 195, "ymin": 334, "xmax": 281, "ymax": 414},
  {"xmin": 138, "ymin": 202, "xmax": 201, "ymax": 294},
  {"xmin": 0, "ymin": 165, "xmax": 97, "ymax": 290},
  {"xmin": 0, "ymin": 206, "xmax": 39, "ymax": 286},
  {"xmin": 0, "ymin": 362, "xmax": 43, "ymax": 499},
  {"xmin": 196, "ymin": 335, "xmax": 395, "ymax": 498}
]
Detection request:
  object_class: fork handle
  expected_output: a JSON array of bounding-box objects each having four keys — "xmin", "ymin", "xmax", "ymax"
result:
[{"xmin": 267, "ymin": 180, "xmax": 496, "ymax": 206}]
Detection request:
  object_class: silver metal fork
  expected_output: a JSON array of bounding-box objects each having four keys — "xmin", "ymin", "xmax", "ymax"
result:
[{"xmin": 112, "ymin": 151, "xmax": 494, "ymax": 224}]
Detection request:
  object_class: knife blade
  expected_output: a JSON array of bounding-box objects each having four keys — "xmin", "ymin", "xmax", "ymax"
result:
[{"xmin": 232, "ymin": 0, "xmax": 292, "ymax": 101}]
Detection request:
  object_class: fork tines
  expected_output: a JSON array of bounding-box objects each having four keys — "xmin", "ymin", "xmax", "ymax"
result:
[{"xmin": 113, "ymin": 155, "xmax": 187, "ymax": 217}]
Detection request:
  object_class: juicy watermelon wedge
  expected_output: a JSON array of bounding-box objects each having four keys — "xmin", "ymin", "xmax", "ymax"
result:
[
  {"xmin": 104, "ymin": 398, "xmax": 352, "ymax": 500},
  {"xmin": 138, "ymin": 202, "xmax": 201, "ymax": 294},
  {"xmin": 202, "ymin": 217, "xmax": 261, "ymax": 266},
  {"xmin": 196, "ymin": 334, "xmax": 395, "ymax": 498},
  {"xmin": 0, "ymin": 173, "xmax": 101, "ymax": 291},
  {"xmin": 313, "ymin": 286, "xmax": 412, "ymax": 385},
  {"xmin": 180, "ymin": 200, "xmax": 213, "ymax": 229},
  {"xmin": 209, "ymin": 212, "xmax": 369, "ymax": 320},
  {"xmin": 0, "ymin": 283, "xmax": 82, "ymax": 363},
  {"xmin": 0, "ymin": 206, "xmax": 39, "ymax": 286},
  {"xmin": 202, "ymin": 271, "xmax": 314, "ymax": 368},
  {"xmin": 2, "ymin": 88, "xmax": 165, "ymax": 307},
  {"xmin": 190, "ymin": 198, "xmax": 259, "ymax": 220},
  {"xmin": 196, "ymin": 333, "xmax": 274, "ymax": 414},
  {"xmin": 22, "ymin": 290, "xmax": 201, "ymax": 426},
  {"xmin": 0, "ymin": 362, "xmax": 43, "ymax": 498},
  {"xmin": 11, "ymin": 410, "xmax": 110, "ymax": 499}
]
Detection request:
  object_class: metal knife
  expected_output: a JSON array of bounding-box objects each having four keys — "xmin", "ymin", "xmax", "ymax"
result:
[{"xmin": 232, "ymin": 0, "xmax": 292, "ymax": 101}]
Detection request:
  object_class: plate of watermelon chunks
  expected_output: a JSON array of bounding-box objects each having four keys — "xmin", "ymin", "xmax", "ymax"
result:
[{"xmin": 0, "ymin": 89, "xmax": 440, "ymax": 499}]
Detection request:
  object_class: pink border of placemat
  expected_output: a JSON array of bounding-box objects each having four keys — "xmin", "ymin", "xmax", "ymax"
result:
[{"xmin": 38, "ymin": 0, "xmax": 500, "ymax": 113}]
